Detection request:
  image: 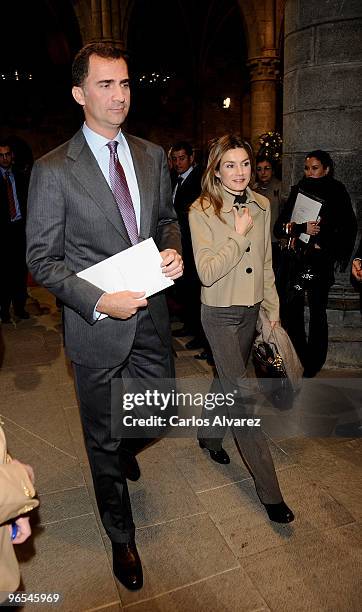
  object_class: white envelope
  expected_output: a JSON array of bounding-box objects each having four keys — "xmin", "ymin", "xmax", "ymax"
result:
[
  {"xmin": 291, "ymin": 192, "xmax": 322, "ymax": 244},
  {"xmin": 77, "ymin": 238, "xmax": 174, "ymax": 319}
]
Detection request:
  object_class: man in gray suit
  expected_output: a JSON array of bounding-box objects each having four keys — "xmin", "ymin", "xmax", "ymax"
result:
[{"xmin": 26, "ymin": 42, "xmax": 183, "ymax": 591}]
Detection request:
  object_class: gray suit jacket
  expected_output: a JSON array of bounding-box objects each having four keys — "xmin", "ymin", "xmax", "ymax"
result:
[{"xmin": 26, "ymin": 129, "xmax": 181, "ymax": 367}]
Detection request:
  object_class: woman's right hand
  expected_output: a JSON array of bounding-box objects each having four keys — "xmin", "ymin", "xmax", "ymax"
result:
[
  {"xmin": 233, "ymin": 207, "xmax": 253, "ymax": 236},
  {"xmin": 306, "ymin": 220, "xmax": 320, "ymax": 235}
]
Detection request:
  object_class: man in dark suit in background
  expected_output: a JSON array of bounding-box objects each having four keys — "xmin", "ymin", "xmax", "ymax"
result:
[
  {"xmin": 0, "ymin": 141, "xmax": 29, "ymax": 322},
  {"xmin": 26, "ymin": 43, "xmax": 183, "ymax": 591},
  {"xmin": 170, "ymin": 142, "xmax": 208, "ymax": 352}
]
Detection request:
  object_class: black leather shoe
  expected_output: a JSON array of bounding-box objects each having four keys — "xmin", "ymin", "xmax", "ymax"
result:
[
  {"xmin": 302, "ymin": 369, "xmax": 318, "ymax": 378},
  {"xmin": 194, "ymin": 350, "xmax": 208, "ymax": 360},
  {"xmin": 120, "ymin": 453, "xmax": 141, "ymax": 481},
  {"xmin": 194, "ymin": 351, "xmax": 215, "ymax": 366},
  {"xmin": 112, "ymin": 541, "xmax": 143, "ymax": 590},
  {"xmin": 172, "ymin": 326, "xmax": 191, "ymax": 337},
  {"xmin": 14, "ymin": 310, "xmax": 30, "ymax": 319},
  {"xmin": 263, "ymin": 501, "xmax": 294, "ymax": 523},
  {"xmin": 185, "ymin": 338, "xmax": 204, "ymax": 350},
  {"xmin": 335, "ymin": 421, "xmax": 362, "ymax": 437},
  {"xmin": 199, "ymin": 440, "xmax": 230, "ymax": 464}
]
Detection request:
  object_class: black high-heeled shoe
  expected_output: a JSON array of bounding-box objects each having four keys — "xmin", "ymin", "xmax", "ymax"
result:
[
  {"xmin": 198, "ymin": 440, "xmax": 230, "ymax": 464},
  {"xmin": 263, "ymin": 501, "xmax": 294, "ymax": 523}
]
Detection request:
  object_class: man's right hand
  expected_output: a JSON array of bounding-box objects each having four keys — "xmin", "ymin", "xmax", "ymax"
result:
[{"xmin": 96, "ymin": 291, "xmax": 147, "ymax": 319}]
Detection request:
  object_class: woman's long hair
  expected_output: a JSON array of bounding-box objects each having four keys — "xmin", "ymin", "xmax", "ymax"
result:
[{"xmin": 200, "ymin": 135, "xmax": 254, "ymax": 221}]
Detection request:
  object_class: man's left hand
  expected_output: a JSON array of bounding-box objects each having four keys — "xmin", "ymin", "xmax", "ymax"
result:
[{"xmin": 160, "ymin": 249, "xmax": 184, "ymax": 280}]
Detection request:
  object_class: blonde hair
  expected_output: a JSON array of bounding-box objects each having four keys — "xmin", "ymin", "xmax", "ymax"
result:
[{"xmin": 200, "ymin": 135, "xmax": 254, "ymax": 221}]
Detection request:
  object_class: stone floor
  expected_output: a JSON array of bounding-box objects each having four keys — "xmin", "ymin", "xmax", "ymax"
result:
[{"xmin": 0, "ymin": 288, "xmax": 361, "ymax": 612}]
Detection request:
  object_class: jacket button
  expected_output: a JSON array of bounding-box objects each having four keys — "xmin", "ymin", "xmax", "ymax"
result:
[
  {"xmin": 246, "ymin": 267, "xmax": 252, "ymax": 274},
  {"xmin": 246, "ymin": 247, "xmax": 250, "ymax": 252}
]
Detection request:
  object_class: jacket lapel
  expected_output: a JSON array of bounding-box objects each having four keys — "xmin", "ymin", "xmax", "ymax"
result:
[
  {"xmin": 67, "ymin": 130, "xmax": 131, "ymax": 245},
  {"xmin": 124, "ymin": 134, "xmax": 154, "ymax": 240}
]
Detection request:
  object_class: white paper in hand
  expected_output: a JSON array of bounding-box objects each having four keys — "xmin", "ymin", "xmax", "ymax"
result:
[
  {"xmin": 77, "ymin": 238, "xmax": 174, "ymax": 319},
  {"xmin": 291, "ymin": 192, "xmax": 322, "ymax": 244}
]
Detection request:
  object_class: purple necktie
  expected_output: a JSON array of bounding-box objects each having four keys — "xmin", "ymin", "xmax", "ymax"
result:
[{"xmin": 107, "ymin": 141, "xmax": 138, "ymax": 245}]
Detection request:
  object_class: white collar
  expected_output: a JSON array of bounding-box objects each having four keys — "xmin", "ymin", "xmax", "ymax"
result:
[{"xmin": 82, "ymin": 123, "xmax": 126, "ymax": 153}]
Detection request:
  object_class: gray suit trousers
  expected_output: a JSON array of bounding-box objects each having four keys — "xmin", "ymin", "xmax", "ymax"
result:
[
  {"xmin": 198, "ymin": 303, "xmax": 282, "ymax": 504},
  {"xmin": 73, "ymin": 308, "xmax": 174, "ymax": 543}
]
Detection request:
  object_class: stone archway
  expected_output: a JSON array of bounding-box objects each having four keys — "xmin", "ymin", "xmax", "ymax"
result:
[
  {"xmin": 74, "ymin": 0, "xmax": 285, "ymax": 150},
  {"xmin": 74, "ymin": 0, "xmax": 135, "ymax": 48}
]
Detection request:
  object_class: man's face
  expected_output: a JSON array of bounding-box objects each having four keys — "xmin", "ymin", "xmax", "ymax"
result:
[
  {"xmin": 72, "ymin": 55, "xmax": 130, "ymax": 138},
  {"xmin": 256, "ymin": 160, "xmax": 273, "ymax": 184},
  {"xmin": 0, "ymin": 146, "xmax": 13, "ymax": 170},
  {"xmin": 171, "ymin": 149, "xmax": 194, "ymax": 175}
]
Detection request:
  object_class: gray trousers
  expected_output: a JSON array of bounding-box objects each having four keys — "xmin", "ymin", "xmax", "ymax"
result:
[
  {"xmin": 73, "ymin": 309, "xmax": 174, "ymax": 543},
  {"xmin": 198, "ymin": 303, "xmax": 282, "ymax": 504}
]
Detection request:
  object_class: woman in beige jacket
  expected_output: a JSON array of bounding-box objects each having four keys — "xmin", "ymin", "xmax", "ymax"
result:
[
  {"xmin": 0, "ymin": 422, "xmax": 39, "ymax": 601},
  {"xmin": 189, "ymin": 134, "xmax": 294, "ymax": 523}
]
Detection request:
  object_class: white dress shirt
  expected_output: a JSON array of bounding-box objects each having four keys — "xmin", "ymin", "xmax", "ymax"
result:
[{"xmin": 82, "ymin": 123, "xmax": 141, "ymax": 319}]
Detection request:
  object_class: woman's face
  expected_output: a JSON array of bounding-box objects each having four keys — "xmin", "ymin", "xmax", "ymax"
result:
[
  {"xmin": 215, "ymin": 147, "xmax": 251, "ymax": 193},
  {"xmin": 304, "ymin": 156, "xmax": 329, "ymax": 178}
]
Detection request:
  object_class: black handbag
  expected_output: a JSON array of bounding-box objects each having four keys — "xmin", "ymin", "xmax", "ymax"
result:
[{"xmin": 252, "ymin": 339, "xmax": 295, "ymax": 410}]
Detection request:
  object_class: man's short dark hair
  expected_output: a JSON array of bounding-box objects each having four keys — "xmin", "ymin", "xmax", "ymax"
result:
[
  {"xmin": 170, "ymin": 141, "xmax": 194, "ymax": 157},
  {"xmin": 0, "ymin": 139, "xmax": 12, "ymax": 150},
  {"xmin": 72, "ymin": 42, "xmax": 128, "ymax": 87}
]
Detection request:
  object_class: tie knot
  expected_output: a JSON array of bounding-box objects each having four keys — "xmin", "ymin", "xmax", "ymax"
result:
[
  {"xmin": 107, "ymin": 141, "xmax": 118, "ymax": 155},
  {"xmin": 177, "ymin": 176, "xmax": 183, "ymax": 186},
  {"xmin": 234, "ymin": 193, "xmax": 247, "ymax": 206}
]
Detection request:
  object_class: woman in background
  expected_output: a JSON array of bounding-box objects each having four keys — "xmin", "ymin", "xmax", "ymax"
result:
[
  {"xmin": 274, "ymin": 150, "xmax": 357, "ymax": 377},
  {"xmin": 189, "ymin": 134, "xmax": 294, "ymax": 524}
]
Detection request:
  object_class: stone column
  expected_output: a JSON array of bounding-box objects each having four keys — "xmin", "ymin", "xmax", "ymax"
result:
[
  {"xmin": 91, "ymin": 0, "xmax": 102, "ymax": 40},
  {"xmin": 283, "ymin": 0, "xmax": 362, "ymax": 339},
  {"xmin": 247, "ymin": 56, "xmax": 279, "ymax": 151},
  {"xmin": 86, "ymin": 0, "xmax": 123, "ymax": 46},
  {"xmin": 101, "ymin": 0, "xmax": 112, "ymax": 39}
]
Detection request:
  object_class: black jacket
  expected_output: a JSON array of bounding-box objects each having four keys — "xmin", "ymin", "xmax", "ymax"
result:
[
  {"xmin": 173, "ymin": 165, "xmax": 203, "ymax": 267},
  {"xmin": 274, "ymin": 175, "xmax": 357, "ymax": 271},
  {"xmin": 173, "ymin": 165, "xmax": 203, "ymax": 219},
  {"xmin": 354, "ymin": 237, "xmax": 362, "ymax": 261}
]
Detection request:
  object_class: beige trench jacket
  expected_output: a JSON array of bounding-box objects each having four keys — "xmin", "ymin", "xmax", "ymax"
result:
[
  {"xmin": 189, "ymin": 187, "xmax": 279, "ymax": 321},
  {"xmin": 0, "ymin": 424, "xmax": 39, "ymax": 599}
]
